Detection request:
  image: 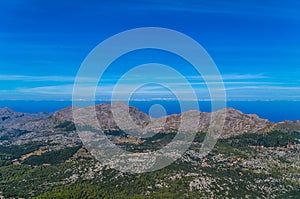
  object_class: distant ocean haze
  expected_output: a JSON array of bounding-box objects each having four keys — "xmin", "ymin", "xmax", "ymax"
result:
[{"xmin": 0, "ymin": 100, "xmax": 299, "ymax": 122}]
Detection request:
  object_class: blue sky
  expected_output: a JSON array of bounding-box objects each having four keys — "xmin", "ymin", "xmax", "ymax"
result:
[{"xmin": 0, "ymin": 0, "xmax": 300, "ymax": 101}]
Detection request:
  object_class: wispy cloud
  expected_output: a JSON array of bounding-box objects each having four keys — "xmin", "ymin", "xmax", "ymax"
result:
[
  {"xmin": 8, "ymin": 82, "xmax": 299, "ymax": 102},
  {"xmin": 18, "ymin": 84, "xmax": 74, "ymax": 95},
  {"xmin": 225, "ymin": 86, "xmax": 300, "ymax": 91},
  {"xmin": 0, "ymin": 74, "xmax": 75, "ymax": 82},
  {"xmin": 0, "ymin": 73, "xmax": 268, "ymax": 83},
  {"xmin": 0, "ymin": 74, "xmax": 111, "ymax": 83},
  {"xmin": 1, "ymin": 72, "xmax": 298, "ymax": 101},
  {"xmin": 152, "ymin": 74, "xmax": 268, "ymax": 82},
  {"xmin": 186, "ymin": 74, "xmax": 268, "ymax": 81}
]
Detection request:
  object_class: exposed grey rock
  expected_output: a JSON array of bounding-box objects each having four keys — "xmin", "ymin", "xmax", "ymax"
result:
[{"xmin": 0, "ymin": 107, "xmax": 49, "ymax": 129}]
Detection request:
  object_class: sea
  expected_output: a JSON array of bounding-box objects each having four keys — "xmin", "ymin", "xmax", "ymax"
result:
[{"xmin": 0, "ymin": 100, "xmax": 299, "ymax": 122}]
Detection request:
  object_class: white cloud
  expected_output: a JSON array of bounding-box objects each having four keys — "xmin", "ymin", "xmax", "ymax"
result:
[
  {"xmin": 0, "ymin": 73, "xmax": 268, "ymax": 84},
  {"xmin": 225, "ymin": 86, "xmax": 300, "ymax": 91},
  {"xmin": 1, "ymin": 72, "xmax": 299, "ymax": 101},
  {"xmin": 0, "ymin": 74, "xmax": 75, "ymax": 82},
  {"xmin": 186, "ymin": 74, "xmax": 268, "ymax": 81}
]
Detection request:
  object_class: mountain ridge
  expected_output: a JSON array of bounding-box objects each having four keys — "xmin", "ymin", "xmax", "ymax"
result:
[
  {"xmin": 53, "ymin": 102, "xmax": 276, "ymax": 138},
  {"xmin": 1, "ymin": 102, "xmax": 299, "ymax": 141},
  {"xmin": 0, "ymin": 102, "xmax": 299, "ymax": 147}
]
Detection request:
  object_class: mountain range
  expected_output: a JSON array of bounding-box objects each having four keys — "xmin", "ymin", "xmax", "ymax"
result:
[
  {"xmin": 0, "ymin": 102, "xmax": 299, "ymax": 198},
  {"xmin": 1, "ymin": 102, "xmax": 298, "ymax": 144}
]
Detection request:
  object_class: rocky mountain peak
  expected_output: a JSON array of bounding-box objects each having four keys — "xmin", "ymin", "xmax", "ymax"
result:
[
  {"xmin": 2, "ymin": 103, "xmax": 280, "ymax": 140},
  {"xmin": 53, "ymin": 106, "xmax": 75, "ymax": 121},
  {"xmin": 0, "ymin": 107, "xmax": 49, "ymax": 129}
]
